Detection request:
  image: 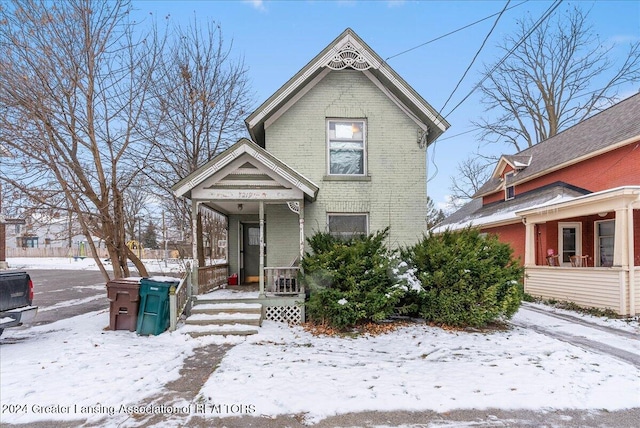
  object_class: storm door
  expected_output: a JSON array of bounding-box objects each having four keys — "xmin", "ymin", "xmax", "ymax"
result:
[
  {"xmin": 240, "ymin": 222, "xmax": 262, "ymax": 283},
  {"xmin": 558, "ymin": 222, "xmax": 582, "ymax": 266}
]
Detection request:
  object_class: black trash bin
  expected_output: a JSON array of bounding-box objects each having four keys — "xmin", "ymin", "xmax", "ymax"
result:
[
  {"xmin": 106, "ymin": 278, "xmax": 141, "ymax": 331},
  {"xmin": 136, "ymin": 277, "xmax": 180, "ymax": 336}
]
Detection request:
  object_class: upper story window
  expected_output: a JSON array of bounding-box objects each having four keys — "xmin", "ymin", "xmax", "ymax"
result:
[
  {"xmin": 327, "ymin": 119, "xmax": 366, "ymax": 175},
  {"xmin": 504, "ymin": 171, "xmax": 515, "ymax": 200}
]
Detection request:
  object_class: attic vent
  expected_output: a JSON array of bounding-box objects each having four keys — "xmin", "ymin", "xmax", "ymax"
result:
[{"xmin": 326, "ymin": 42, "xmax": 372, "ymax": 71}]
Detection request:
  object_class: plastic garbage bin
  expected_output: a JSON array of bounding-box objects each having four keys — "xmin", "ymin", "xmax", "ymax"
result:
[
  {"xmin": 136, "ymin": 277, "xmax": 180, "ymax": 336},
  {"xmin": 106, "ymin": 278, "xmax": 141, "ymax": 331}
]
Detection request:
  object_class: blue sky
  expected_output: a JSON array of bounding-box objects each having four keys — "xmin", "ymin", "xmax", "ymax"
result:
[{"xmin": 132, "ymin": 0, "xmax": 640, "ymax": 210}]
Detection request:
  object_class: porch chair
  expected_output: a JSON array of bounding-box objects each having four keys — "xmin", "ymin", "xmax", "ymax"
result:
[
  {"xmin": 546, "ymin": 254, "xmax": 560, "ymax": 266},
  {"xmin": 570, "ymin": 255, "xmax": 589, "ymax": 267}
]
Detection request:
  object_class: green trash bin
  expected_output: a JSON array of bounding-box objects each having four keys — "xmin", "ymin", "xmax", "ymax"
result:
[{"xmin": 136, "ymin": 277, "xmax": 180, "ymax": 336}]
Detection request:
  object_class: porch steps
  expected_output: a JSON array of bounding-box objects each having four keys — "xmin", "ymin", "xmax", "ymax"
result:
[{"xmin": 183, "ymin": 302, "xmax": 263, "ymax": 337}]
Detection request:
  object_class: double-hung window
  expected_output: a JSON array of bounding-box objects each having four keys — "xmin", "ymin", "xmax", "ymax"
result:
[
  {"xmin": 328, "ymin": 213, "xmax": 368, "ymax": 239},
  {"xmin": 327, "ymin": 119, "xmax": 366, "ymax": 175},
  {"xmin": 595, "ymin": 220, "xmax": 614, "ymax": 267},
  {"xmin": 504, "ymin": 172, "xmax": 515, "ymax": 200}
]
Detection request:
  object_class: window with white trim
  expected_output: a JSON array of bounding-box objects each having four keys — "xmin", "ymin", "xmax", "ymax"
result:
[
  {"xmin": 595, "ymin": 220, "xmax": 614, "ymax": 267},
  {"xmin": 327, "ymin": 119, "xmax": 366, "ymax": 175},
  {"xmin": 328, "ymin": 213, "xmax": 368, "ymax": 239},
  {"xmin": 505, "ymin": 171, "xmax": 515, "ymax": 200}
]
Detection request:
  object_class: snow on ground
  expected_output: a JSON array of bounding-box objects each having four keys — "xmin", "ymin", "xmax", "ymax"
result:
[
  {"xmin": 1, "ymin": 258, "xmax": 639, "ymax": 426},
  {"xmin": 5, "ymin": 256, "xmax": 192, "ymax": 274},
  {"xmin": 193, "ymin": 318, "xmax": 640, "ymax": 425}
]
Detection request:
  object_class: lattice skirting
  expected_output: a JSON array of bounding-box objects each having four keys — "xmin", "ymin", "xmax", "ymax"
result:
[{"xmin": 264, "ymin": 305, "xmax": 303, "ymax": 324}]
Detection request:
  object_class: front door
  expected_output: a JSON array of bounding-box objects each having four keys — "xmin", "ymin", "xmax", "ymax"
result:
[
  {"xmin": 241, "ymin": 223, "xmax": 262, "ymax": 283},
  {"xmin": 558, "ymin": 222, "xmax": 582, "ymax": 266}
]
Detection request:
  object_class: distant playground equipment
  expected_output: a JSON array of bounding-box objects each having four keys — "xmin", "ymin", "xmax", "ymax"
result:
[
  {"xmin": 127, "ymin": 240, "xmax": 143, "ymax": 250},
  {"xmin": 127, "ymin": 240, "xmax": 143, "ymax": 258},
  {"xmin": 70, "ymin": 240, "xmax": 87, "ymax": 261}
]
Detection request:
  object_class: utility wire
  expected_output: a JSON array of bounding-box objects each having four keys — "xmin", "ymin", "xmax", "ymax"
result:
[
  {"xmin": 440, "ymin": 0, "xmax": 511, "ymax": 115},
  {"xmin": 443, "ymin": 0, "xmax": 564, "ymax": 120},
  {"xmin": 428, "ymin": 0, "xmax": 564, "ymax": 183},
  {"xmin": 384, "ymin": 0, "xmax": 529, "ymax": 62}
]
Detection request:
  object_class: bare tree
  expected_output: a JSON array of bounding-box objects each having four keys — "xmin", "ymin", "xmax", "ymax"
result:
[
  {"xmin": 451, "ymin": 6, "xmax": 640, "ymax": 203},
  {"xmin": 449, "ymin": 155, "xmax": 493, "ymax": 206},
  {"xmin": 475, "ymin": 6, "xmax": 640, "ymax": 152},
  {"xmin": 140, "ymin": 18, "xmax": 253, "ymax": 262},
  {"xmin": 0, "ymin": 0, "xmax": 162, "ymax": 278}
]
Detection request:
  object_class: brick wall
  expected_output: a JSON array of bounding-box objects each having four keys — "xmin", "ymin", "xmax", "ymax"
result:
[
  {"xmin": 483, "ymin": 222, "xmax": 526, "ymax": 264},
  {"xmin": 265, "ymin": 70, "xmax": 429, "ymax": 248}
]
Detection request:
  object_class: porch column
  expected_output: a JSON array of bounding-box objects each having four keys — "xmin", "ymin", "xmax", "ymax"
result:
[
  {"xmin": 259, "ymin": 200, "xmax": 265, "ymax": 298},
  {"xmin": 627, "ymin": 204, "xmax": 636, "ymax": 315},
  {"xmin": 191, "ymin": 199, "xmax": 200, "ymax": 294},
  {"xmin": 523, "ymin": 218, "xmax": 536, "ymax": 266},
  {"xmin": 299, "ymin": 200, "xmax": 305, "ymax": 262},
  {"xmin": 613, "ymin": 208, "xmax": 630, "ymax": 267}
]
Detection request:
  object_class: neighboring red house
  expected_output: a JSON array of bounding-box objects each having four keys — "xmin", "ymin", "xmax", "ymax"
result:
[{"xmin": 436, "ymin": 93, "xmax": 640, "ymax": 316}]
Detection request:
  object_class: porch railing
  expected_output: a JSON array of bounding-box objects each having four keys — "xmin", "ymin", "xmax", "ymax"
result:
[
  {"xmin": 169, "ymin": 263, "xmax": 192, "ymax": 332},
  {"xmin": 265, "ymin": 267, "xmax": 302, "ymax": 295},
  {"xmin": 198, "ymin": 263, "xmax": 229, "ymax": 294}
]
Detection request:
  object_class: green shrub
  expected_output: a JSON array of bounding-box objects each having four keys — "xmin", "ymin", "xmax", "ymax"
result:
[
  {"xmin": 401, "ymin": 228, "xmax": 524, "ymax": 327},
  {"xmin": 302, "ymin": 228, "xmax": 401, "ymax": 330}
]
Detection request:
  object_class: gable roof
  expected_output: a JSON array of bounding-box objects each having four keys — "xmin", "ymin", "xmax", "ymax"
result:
[
  {"xmin": 475, "ymin": 92, "xmax": 640, "ymax": 197},
  {"xmin": 172, "ymin": 138, "xmax": 319, "ymax": 201},
  {"xmin": 245, "ymin": 28, "xmax": 450, "ymax": 147}
]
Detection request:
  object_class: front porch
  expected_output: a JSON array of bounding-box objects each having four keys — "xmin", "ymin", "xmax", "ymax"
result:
[
  {"xmin": 193, "ymin": 280, "xmax": 306, "ymax": 327},
  {"xmin": 172, "ymin": 139, "xmax": 319, "ymax": 326},
  {"xmin": 518, "ymin": 186, "xmax": 640, "ymax": 316}
]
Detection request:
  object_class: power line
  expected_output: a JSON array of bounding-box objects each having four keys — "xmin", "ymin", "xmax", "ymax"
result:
[
  {"xmin": 428, "ymin": 0, "xmax": 564, "ymax": 184},
  {"xmin": 440, "ymin": 0, "xmax": 512, "ymax": 115},
  {"xmin": 384, "ymin": 0, "xmax": 529, "ymax": 62},
  {"xmin": 443, "ymin": 0, "xmax": 564, "ymax": 120}
]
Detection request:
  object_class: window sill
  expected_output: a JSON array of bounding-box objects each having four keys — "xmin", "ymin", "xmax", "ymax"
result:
[{"xmin": 323, "ymin": 175, "xmax": 371, "ymax": 182}]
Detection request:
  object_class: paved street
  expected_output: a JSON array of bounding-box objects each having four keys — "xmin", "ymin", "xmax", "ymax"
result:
[{"xmin": 26, "ymin": 270, "xmax": 109, "ymax": 326}]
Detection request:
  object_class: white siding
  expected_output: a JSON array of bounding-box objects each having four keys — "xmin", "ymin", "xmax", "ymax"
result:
[{"xmin": 525, "ymin": 267, "xmax": 623, "ymax": 313}]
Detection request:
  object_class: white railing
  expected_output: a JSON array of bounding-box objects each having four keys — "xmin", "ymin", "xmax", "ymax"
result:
[
  {"xmin": 265, "ymin": 267, "xmax": 302, "ymax": 295},
  {"xmin": 169, "ymin": 263, "xmax": 192, "ymax": 331}
]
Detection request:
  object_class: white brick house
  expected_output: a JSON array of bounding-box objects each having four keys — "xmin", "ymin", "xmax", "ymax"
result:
[{"xmin": 172, "ymin": 29, "xmax": 449, "ymax": 322}]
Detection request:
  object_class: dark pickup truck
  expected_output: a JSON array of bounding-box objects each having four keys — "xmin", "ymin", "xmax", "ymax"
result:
[{"xmin": 0, "ymin": 271, "xmax": 38, "ymax": 336}]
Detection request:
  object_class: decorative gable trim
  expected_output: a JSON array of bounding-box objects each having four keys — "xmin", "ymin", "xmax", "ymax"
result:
[
  {"xmin": 326, "ymin": 40, "xmax": 376, "ymax": 71},
  {"xmin": 172, "ymin": 139, "xmax": 319, "ymax": 200},
  {"xmin": 246, "ymin": 28, "xmax": 449, "ymax": 145}
]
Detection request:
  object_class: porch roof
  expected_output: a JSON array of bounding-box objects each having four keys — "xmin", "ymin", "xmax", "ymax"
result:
[
  {"xmin": 516, "ymin": 185, "xmax": 640, "ymax": 222},
  {"xmin": 432, "ymin": 183, "xmax": 589, "ymax": 232},
  {"xmin": 171, "ymin": 138, "xmax": 319, "ymax": 202}
]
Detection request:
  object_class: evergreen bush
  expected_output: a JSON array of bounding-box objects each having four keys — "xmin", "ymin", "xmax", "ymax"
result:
[
  {"xmin": 401, "ymin": 228, "xmax": 524, "ymax": 327},
  {"xmin": 301, "ymin": 228, "xmax": 401, "ymax": 330}
]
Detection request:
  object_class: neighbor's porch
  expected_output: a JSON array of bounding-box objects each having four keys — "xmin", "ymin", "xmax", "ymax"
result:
[{"xmin": 517, "ymin": 186, "xmax": 640, "ymax": 316}]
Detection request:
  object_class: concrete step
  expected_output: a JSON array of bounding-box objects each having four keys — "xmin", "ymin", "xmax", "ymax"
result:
[
  {"xmin": 183, "ymin": 301, "xmax": 263, "ymax": 337},
  {"xmin": 185, "ymin": 312, "xmax": 262, "ymax": 326},
  {"xmin": 181, "ymin": 323, "xmax": 259, "ymax": 337},
  {"xmin": 191, "ymin": 302, "xmax": 262, "ymax": 315}
]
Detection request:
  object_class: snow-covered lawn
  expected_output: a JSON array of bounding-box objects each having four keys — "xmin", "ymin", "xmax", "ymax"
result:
[
  {"xmin": 6, "ymin": 256, "xmax": 190, "ymax": 274},
  {"xmin": 1, "ymin": 257, "xmax": 639, "ymax": 426},
  {"xmin": 2, "ymin": 309, "xmax": 639, "ymax": 426}
]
